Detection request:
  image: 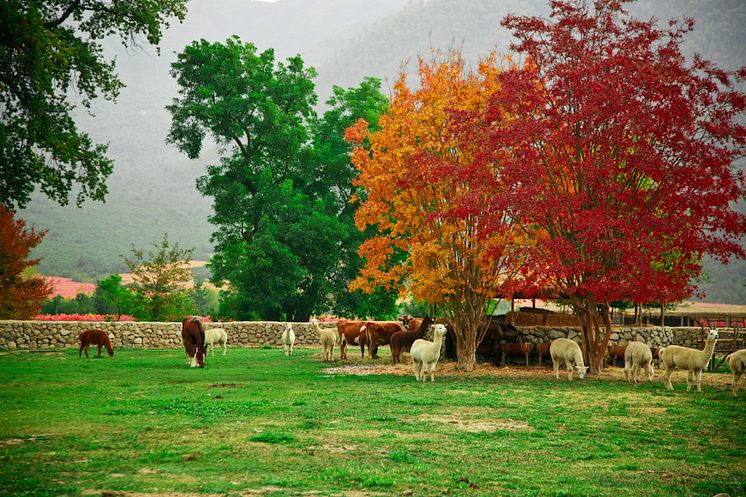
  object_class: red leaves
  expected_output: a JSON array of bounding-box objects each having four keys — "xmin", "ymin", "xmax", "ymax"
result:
[
  {"xmin": 482, "ymin": 0, "xmax": 746, "ymax": 306},
  {"xmin": 0, "ymin": 205, "xmax": 53, "ymax": 319}
]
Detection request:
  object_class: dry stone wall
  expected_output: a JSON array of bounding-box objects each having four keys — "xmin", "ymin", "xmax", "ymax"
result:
[
  {"xmin": 0, "ymin": 320, "xmax": 336, "ymax": 351},
  {"xmin": 516, "ymin": 326, "xmax": 676, "ymax": 348},
  {"xmin": 0, "ymin": 320, "xmax": 703, "ymax": 351}
]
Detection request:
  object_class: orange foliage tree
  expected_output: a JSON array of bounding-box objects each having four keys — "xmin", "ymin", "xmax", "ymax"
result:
[
  {"xmin": 348, "ymin": 52, "xmax": 527, "ymax": 371},
  {"xmin": 0, "ymin": 206, "xmax": 52, "ymax": 319}
]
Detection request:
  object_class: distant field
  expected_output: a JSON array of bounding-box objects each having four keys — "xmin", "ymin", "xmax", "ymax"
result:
[{"xmin": 0, "ymin": 348, "xmax": 743, "ymax": 497}]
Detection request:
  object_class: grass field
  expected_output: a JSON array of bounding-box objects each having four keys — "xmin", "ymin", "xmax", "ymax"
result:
[{"xmin": 0, "ymin": 347, "xmax": 743, "ymax": 497}]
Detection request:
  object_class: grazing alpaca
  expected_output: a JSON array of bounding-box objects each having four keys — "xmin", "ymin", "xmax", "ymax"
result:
[
  {"xmin": 549, "ymin": 338, "xmax": 588, "ymax": 380},
  {"xmin": 659, "ymin": 328, "xmax": 718, "ymax": 392},
  {"xmin": 725, "ymin": 348, "xmax": 746, "ymax": 395},
  {"xmin": 181, "ymin": 316, "xmax": 206, "ymax": 368},
  {"xmin": 410, "ymin": 324, "xmax": 448, "ymax": 382},
  {"xmin": 78, "ymin": 329, "xmax": 114, "ymax": 358},
  {"xmin": 205, "ymin": 328, "xmax": 228, "ymax": 356},
  {"xmin": 281, "ymin": 323, "xmax": 296, "ymax": 357},
  {"xmin": 311, "ymin": 318, "xmax": 336, "ymax": 362},
  {"xmin": 624, "ymin": 342, "xmax": 654, "ymax": 383}
]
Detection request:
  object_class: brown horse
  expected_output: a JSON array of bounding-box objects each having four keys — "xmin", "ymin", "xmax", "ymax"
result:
[
  {"xmin": 79, "ymin": 329, "xmax": 114, "ymax": 358},
  {"xmin": 181, "ymin": 316, "xmax": 206, "ymax": 368}
]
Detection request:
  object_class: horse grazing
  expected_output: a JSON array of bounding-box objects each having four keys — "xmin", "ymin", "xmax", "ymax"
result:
[
  {"xmin": 182, "ymin": 316, "xmax": 206, "ymax": 368},
  {"xmin": 79, "ymin": 329, "xmax": 114, "ymax": 358}
]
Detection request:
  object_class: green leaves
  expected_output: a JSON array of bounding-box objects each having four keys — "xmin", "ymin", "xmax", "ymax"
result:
[
  {"xmin": 0, "ymin": 0, "xmax": 188, "ymax": 209},
  {"xmin": 168, "ymin": 38, "xmax": 396, "ymax": 320},
  {"xmin": 122, "ymin": 234, "xmax": 195, "ymax": 321}
]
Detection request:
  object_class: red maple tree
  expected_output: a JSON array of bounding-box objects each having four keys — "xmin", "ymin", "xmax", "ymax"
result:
[
  {"xmin": 474, "ymin": 0, "xmax": 746, "ymax": 372},
  {"xmin": 0, "ymin": 205, "xmax": 53, "ymax": 319}
]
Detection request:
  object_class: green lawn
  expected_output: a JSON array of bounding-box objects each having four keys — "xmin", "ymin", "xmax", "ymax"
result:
[{"xmin": 0, "ymin": 347, "xmax": 743, "ymax": 497}]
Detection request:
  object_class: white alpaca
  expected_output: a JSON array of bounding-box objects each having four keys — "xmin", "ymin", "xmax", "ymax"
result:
[
  {"xmin": 624, "ymin": 341, "xmax": 654, "ymax": 383},
  {"xmin": 410, "ymin": 324, "xmax": 447, "ymax": 382},
  {"xmin": 281, "ymin": 323, "xmax": 296, "ymax": 357},
  {"xmin": 311, "ymin": 318, "xmax": 336, "ymax": 362},
  {"xmin": 549, "ymin": 338, "xmax": 589, "ymax": 381},
  {"xmin": 204, "ymin": 328, "xmax": 228, "ymax": 356},
  {"xmin": 725, "ymin": 348, "xmax": 746, "ymax": 395},
  {"xmin": 659, "ymin": 328, "xmax": 718, "ymax": 392}
]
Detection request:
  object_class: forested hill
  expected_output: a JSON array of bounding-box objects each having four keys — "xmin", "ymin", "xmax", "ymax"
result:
[
  {"xmin": 318, "ymin": 0, "xmax": 745, "ymax": 94},
  {"xmin": 19, "ymin": 0, "xmax": 746, "ymax": 303}
]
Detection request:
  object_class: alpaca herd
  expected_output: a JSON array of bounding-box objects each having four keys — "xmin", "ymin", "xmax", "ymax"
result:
[{"xmin": 76, "ymin": 317, "xmax": 745, "ymax": 393}]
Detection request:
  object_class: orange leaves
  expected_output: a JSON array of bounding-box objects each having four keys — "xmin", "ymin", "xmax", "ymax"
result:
[
  {"xmin": 343, "ymin": 118, "xmax": 369, "ymax": 145},
  {"xmin": 346, "ymin": 50, "xmax": 522, "ymax": 306}
]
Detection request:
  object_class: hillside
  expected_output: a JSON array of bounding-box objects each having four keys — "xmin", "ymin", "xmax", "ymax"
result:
[{"xmin": 18, "ymin": 0, "xmax": 746, "ymax": 303}]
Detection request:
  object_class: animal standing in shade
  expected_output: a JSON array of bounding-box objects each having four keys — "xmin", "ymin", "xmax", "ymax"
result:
[
  {"xmin": 390, "ymin": 316, "xmax": 433, "ymax": 364},
  {"xmin": 181, "ymin": 316, "xmax": 206, "ymax": 368},
  {"xmin": 364, "ymin": 320, "xmax": 406, "ymax": 359},
  {"xmin": 281, "ymin": 322, "xmax": 295, "ymax": 357},
  {"xmin": 78, "ymin": 329, "xmax": 114, "ymax": 358},
  {"xmin": 659, "ymin": 328, "xmax": 718, "ymax": 392}
]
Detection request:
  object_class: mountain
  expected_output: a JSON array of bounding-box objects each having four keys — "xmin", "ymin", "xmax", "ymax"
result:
[{"xmin": 18, "ymin": 0, "xmax": 746, "ymax": 303}]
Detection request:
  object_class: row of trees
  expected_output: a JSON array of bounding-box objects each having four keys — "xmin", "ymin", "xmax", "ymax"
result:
[{"xmin": 348, "ymin": 0, "xmax": 746, "ymax": 372}]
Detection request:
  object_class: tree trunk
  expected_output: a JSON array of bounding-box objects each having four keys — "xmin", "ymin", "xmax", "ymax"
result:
[
  {"xmin": 447, "ymin": 294, "xmax": 485, "ymax": 372},
  {"xmin": 455, "ymin": 332, "xmax": 477, "ymax": 371},
  {"xmin": 573, "ymin": 298, "xmax": 613, "ymax": 374}
]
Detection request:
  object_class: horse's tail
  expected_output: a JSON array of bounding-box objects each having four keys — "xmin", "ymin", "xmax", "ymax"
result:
[{"xmin": 194, "ymin": 317, "xmax": 206, "ymax": 353}]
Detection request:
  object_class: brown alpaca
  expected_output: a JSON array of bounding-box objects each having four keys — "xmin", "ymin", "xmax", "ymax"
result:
[{"xmin": 79, "ymin": 329, "xmax": 114, "ymax": 358}]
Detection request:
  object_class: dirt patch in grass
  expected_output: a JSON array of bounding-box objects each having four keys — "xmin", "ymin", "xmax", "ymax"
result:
[
  {"xmin": 420, "ymin": 411, "xmax": 532, "ymax": 432},
  {"xmin": 311, "ymin": 443, "xmax": 358, "ymax": 453},
  {"xmin": 323, "ymin": 361, "xmax": 735, "ymax": 389},
  {"xmin": 0, "ymin": 434, "xmax": 50, "ymax": 447}
]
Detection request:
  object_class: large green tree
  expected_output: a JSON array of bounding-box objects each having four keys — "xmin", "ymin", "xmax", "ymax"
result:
[
  {"xmin": 167, "ymin": 37, "xmax": 396, "ymax": 321},
  {"xmin": 0, "ymin": 0, "xmax": 188, "ymax": 209}
]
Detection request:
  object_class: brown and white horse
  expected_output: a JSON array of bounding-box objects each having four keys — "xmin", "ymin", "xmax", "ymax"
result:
[
  {"xmin": 182, "ymin": 316, "xmax": 206, "ymax": 368},
  {"xmin": 79, "ymin": 329, "xmax": 114, "ymax": 358}
]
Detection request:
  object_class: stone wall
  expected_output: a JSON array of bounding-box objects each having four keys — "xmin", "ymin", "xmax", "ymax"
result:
[
  {"xmin": 516, "ymin": 326, "xmax": 676, "ymax": 348},
  {"xmin": 0, "ymin": 320, "xmax": 703, "ymax": 351},
  {"xmin": 0, "ymin": 320, "xmax": 336, "ymax": 351}
]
